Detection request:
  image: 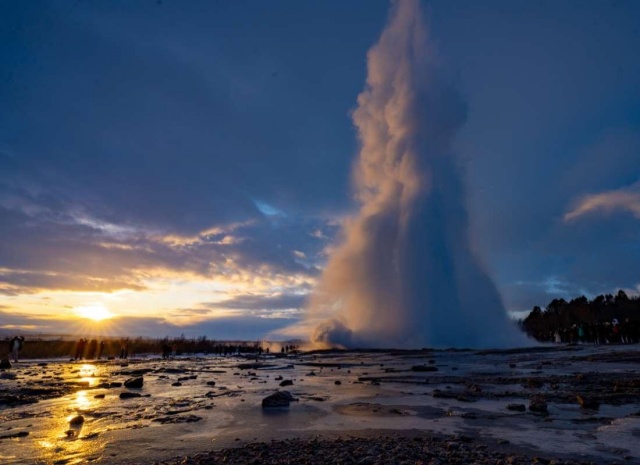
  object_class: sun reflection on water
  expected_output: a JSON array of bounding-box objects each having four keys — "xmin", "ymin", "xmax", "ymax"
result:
[
  {"xmin": 71, "ymin": 390, "xmax": 93, "ymax": 413},
  {"xmin": 35, "ymin": 388, "xmax": 104, "ymax": 464},
  {"xmin": 77, "ymin": 363, "xmax": 98, "ymax": 387}
]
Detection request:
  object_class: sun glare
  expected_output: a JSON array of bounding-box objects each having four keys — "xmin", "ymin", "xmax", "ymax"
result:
[{"xmin": 74, "ymin": 304, "xmax": 114, "ymax": 322}]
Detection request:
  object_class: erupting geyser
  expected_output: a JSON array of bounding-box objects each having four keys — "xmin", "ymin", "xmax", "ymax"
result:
[{"xmin": 308, "ymin": 0, "xmax": 527, "ymax": 349}]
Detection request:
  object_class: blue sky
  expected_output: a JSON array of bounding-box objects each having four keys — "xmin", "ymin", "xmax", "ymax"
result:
[{"xmin": 1, "ymin": 0, "xmax": 639, "ymax": 339}]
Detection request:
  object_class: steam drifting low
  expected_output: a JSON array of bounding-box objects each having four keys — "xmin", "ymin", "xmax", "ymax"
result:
[{"xmin": 308, "ymin": 0, "xmax": 526, "ymax": 349}]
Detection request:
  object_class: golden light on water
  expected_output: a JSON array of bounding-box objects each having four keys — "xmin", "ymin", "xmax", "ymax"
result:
[
  {"xmin": 74, "ymin": 303, "xmax": 114, "ymax": 322},
  {"xmin": 77, "ymin": 364, "xmax": 98, "ymax": 387},
  {"xmin": 37, "ymin": 388, "xmax": 103, "ymax": 464}
]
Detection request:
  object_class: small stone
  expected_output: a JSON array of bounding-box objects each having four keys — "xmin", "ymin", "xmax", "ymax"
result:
[
  {"xmin": 69, "ymin": 415, "xmax": 84, "ymax": 425},
  {"xmin": 576, "ymin": 395, "xmax": 599, "ymax": 410},
  {"xmin": 124, "ymin": 376, "xmax": 143, "ymax": 389},
  {"xmin": 172, "ymin": 382, "xmax": 182, "ymax": 387},
  {"xmin": 507, "ymin": 403, "xmax": 526, "ymax": 412},
  {"xmin": 119, "ymin": 392, "xmax": 141, "ymax": 399},
  {"xmin": 335, "ymin": 380, "xmax": 342, "ymax": 385},
  {"xmin": 279, "ymin": 379, "xmax": 293, "ymax": 387},
  {"xmin": 94, "ymin": 394, "xmax": 106, "ymax": 399},
  {"xmin": 529, "ymin": 396, "xmax": 548, "ymax": 414}
]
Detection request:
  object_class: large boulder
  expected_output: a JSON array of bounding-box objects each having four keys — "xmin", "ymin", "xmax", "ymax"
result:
[
  {"xmin": 124, "ymin": 376, "xmax": 143, "ymax": 389},
  {"xmin": 262, "ymin": 391, "xmax": 294, "ymax": 408}
]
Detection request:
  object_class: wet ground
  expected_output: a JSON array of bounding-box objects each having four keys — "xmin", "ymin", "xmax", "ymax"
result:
[{"xmin": 1, "ymin": 344, "xmax": 639, "ymax": 464}]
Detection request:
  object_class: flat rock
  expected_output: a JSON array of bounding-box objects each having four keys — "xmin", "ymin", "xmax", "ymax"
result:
[
  {"xmin": 119, "ymin": 392, "xmax": 142, "ymax": 399},
  {"xmin": 279, "ymin": 379, "xmax": 293, "ymax": 387}
]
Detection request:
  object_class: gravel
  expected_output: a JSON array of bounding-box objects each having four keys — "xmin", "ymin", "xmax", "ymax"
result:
[{"xmin": 149, "ymin": 434, "xmax": 604, "ymax": 465}]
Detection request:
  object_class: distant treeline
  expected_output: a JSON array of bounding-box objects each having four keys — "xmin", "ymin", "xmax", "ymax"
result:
[
  {"xmin": 3, "ymin": 335, "xmax": 300, "ymax": 360},
  {"xmin": 522, "ymin": 290, "xmax": 640, "ymax": 343}
]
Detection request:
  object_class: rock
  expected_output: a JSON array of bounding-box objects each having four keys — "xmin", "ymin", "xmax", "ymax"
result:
[
  {"xmin": 262, "ymin": 391, "xmax": 294, "ymax": 408},
  {"xmin": 335, "ymin": 380, "xmax": 342, "ymax": 385},
  {"xmin": 119, "ymin": 392, "xmax": 142, "ymax": 399},
  {"xmin": 206, "ymin": 381, "xmax": 216, "ymax": 386},
  {"xmin": 0, "ymin": 431, "xmax": 29, "ymax": 439},
  {"xmin": 172, "ymin": 382, "xmax": 182, "ymax": 387},
  {"xmin": 576, "ymin": 395, "xmax": 599, "ymax": 410},
  {"xmin": 411, "ymin": 365, "xmax": 438, "ymax": 372},
  {"xmin": 124, "ymin": 376, "xmax": 143, "ymax": 389},
  {"xmin": 130, "ymin": 368, "xmax": 153, "ymax": 375},
  {"xmin": 110, "ymin": 382, "xmax": 123, "ymax": 388},
  {"xmin": 94, "ymin": 394, "xmax": 106, "ymax": 399},
  {"xmin": 275, "ymin": 375, "xmax": 283, "ymax": 381},
  {"xmin": 529, "ymin": 396, "xmax": 548, "ymax": 414},
  {"xmin": 507, "ymin": 403, "xmax": 526, "ymax": 412},
  {"xmin": 69, "ymin": 415, "xmax": 84, "ymax": 425},
  {"xmin": 279, "ymin": 379, "xmax": 293, "ymax": 387},
  {"xmin": 0, "ymin": 358, "xmax": 11, "ymax": 370}
]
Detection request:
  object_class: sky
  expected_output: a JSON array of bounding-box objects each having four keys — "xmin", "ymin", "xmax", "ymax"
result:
[{"xmin": 1, "ymin": 0, "xmax": 639, "ymax": 341}]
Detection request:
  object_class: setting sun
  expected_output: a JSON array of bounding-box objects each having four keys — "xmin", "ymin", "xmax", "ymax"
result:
[{"xmin": 74, "ymin": 304, "xmax": 114, "ymax": 322}]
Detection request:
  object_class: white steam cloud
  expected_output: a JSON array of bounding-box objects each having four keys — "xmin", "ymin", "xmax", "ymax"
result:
[{"xmin": 307, "ymin": 0, "xmax": 526, "ymax": 349}]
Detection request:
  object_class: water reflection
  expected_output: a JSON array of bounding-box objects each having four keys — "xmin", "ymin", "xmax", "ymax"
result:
[
  {"xmin": 72, "ymin": 390, "xmax": 93, "ymax": 412},
  {"xmin": 78, "ymin": 364, "xmax": 98, "ymax": 387},
  {"xmin": 35, "ymin": 389, "xmax": 103, "ymax": 464}
]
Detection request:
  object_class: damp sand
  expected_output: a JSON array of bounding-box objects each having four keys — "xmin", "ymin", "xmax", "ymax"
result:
[{"xmin": 1, "ymin": 344, "xmax": 639, "ymax": 464}]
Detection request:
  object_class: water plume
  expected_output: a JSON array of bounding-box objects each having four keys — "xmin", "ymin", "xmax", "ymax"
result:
[{"xmin": 308, "ymin": 0, "xmax": 526, "ymax": 349}]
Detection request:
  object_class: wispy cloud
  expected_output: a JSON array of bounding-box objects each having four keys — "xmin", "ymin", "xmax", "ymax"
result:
[{"xmin": 564, "ymin": 182, "xmax": 640, "ymax": 222}]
